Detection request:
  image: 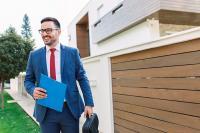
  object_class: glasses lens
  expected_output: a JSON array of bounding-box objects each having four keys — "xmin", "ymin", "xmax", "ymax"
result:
[
  {"xmin": 38, "ymin": 28, "xmax": 59, "ymax": 34},
  {"xmin": 46, "ymin": 28, "xmax": 53, "ymax": 34},
  {"xmin": 38, "ymin": 29, "xmax": 42, "ymax": 34}
]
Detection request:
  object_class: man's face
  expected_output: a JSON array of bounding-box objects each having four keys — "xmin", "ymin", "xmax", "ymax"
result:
[{"xmin": 40, "ymin": 21, "xmax": 61, "ymax": 46}]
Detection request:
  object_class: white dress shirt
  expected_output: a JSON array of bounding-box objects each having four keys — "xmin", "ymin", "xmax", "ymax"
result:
[{"xmin": 46, "ymin": 43, "xmax": 61, "ymax": 83}]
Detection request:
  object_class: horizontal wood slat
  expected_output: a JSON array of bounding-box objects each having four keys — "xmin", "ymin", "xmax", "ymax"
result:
[
  {"xmin": 112, "ymin": 78, "xmax": 200, "ymax": 90},
  {"xmin": 113, "ymin": 86, "xmax": 200, "ymax": 103},
  {"xmin": 112, "ymin": 64, "xmax": 200, "ymax": 78},
  {"xmin": 114, "ymin": 102, "xmax": 200, "ymax": 130},
  {"xmin": 111, "ymin": 39, "xmax": 200, "ymax": 64},
  {"xmin": 114, "ymin": 117, "xmax": 165, "ymax": 133},
  {"xmin": 114, "ymin": 124, "xmax": 137, "ymax": 133},
  {"xmin": 112, "ymin": 50, "xmax": 200, "ymax": 71},
  {"xmin": 112, "ymin": 39, "xmax": 200, "ymax": 132},
  {"xmin": 114, "ymin": 110, "xmax": 200, "ymax": 133},
  {"xmin": 113, "ymin": 94, "xmax": 200, "ymax": 117}
]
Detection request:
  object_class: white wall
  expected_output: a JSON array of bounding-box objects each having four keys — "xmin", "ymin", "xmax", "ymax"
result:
[
  {"xmin": 80, "ymin": 27, "xmax": 200, "ymax": 133},
  {"xmin": 68, "ymin": 16, "xmax": 160, "ymax": 56},
  {"xmin": 67, "ymin": 0, "xmax": 160, "ymax": 56},
  {"xmin": 67, "ymin": 0, "xmax": 125, "ymax": 49},
  {"xmin": 87, "ymin": 0, "xmax": 161, "ymax": 55},
  {"xmin": 89, "ymin": 0, "xmax": 124, "ymax": 25},
  {"xmin": 67, "ymin": 23, "xmax": 77, "ymax": 48},
  {"xmin": 79, "ymin": 56, "xmax": 114, "ymax": 133},
  {"xmin": 10, "ymin": 77, "xmax": 18, "ymax": 92},
  {"xmin": 90, "ymin": 20, "xmax": 160, "ymax": 56},
  {"xmin": 67, "ymin": 1, "xmax": 92, "ymax": 48}
]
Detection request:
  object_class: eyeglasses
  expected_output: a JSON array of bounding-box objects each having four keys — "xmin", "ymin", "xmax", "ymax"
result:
[{"xmin": 38, "ymin": 28, "xmax": 59, "ymax": 34}]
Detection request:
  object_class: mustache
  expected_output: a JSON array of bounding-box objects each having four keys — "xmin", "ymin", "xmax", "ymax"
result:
[{"xmin": 43, "ymin": 36, "xmax": 51, "ymax": 38}]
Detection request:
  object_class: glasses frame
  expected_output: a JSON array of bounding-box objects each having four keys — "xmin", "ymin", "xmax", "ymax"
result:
[{"xmin": 38, "ymin": 28, "xmax": 60, "ymax": 34}]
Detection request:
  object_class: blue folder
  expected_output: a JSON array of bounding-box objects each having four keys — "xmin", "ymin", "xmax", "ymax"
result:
[{"xmin": 36, "ymin": 74, "xmax": 67, "ymax": 112}]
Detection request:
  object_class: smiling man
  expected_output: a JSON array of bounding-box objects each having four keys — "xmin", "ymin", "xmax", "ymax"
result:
[{"xmin": 24, "ymin": 17, "xmax": 94, "ymax": 133}]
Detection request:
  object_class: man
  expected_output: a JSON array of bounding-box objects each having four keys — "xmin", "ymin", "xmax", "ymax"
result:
[{"xmin": 24, "ymin": 17, "xmax": 94, "ymax": 133}]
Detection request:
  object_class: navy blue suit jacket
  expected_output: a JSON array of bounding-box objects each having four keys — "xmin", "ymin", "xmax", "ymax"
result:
[{"xmin": 24, "ymin": 44, "xmax": 94, "ymax": 122}]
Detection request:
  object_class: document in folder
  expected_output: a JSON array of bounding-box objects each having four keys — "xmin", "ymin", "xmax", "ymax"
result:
[{"xmin": 36, "ymin": 74, "xmax": 67, "ymax": 112}]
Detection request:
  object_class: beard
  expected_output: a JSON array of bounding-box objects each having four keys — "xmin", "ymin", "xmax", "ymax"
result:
[{"xmin": 44, "ymin": 41, "xmax": 54, "ymax": 46}]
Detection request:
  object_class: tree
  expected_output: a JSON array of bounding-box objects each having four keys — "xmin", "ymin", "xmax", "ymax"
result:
[
  {"xmin": 21, "ymin": 14, "xmax": 32, "ymax": 40},
  {"xmin": 21, "ymin": 14, "xmax": 34, "ymax": 69},
  {"xmin": 0, "ymin": 26, "xmax": 33, "ymax": 109}
]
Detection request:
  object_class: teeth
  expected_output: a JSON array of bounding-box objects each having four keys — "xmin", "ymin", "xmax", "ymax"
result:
[{"xmin": 44, "ymin": 37, "xmax": 49, "ymax": 40}]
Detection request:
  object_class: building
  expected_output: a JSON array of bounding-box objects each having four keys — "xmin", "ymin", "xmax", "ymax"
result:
[
  {"xmin": 68, "ymin": 0, "xmax": 200, "ymax": 57},
  {"xmin": 67, "ymin": 0, "xmax": 200, "ymax": 133}
]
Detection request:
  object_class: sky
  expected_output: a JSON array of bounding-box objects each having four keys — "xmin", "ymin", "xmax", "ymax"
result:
[{"xmin": 0, "ymin": 0, "xmax": 90, "ymax": 48}]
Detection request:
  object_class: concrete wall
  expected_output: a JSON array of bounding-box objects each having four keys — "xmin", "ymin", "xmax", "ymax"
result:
[
  {"xmin": 88, "ymin": 0, "xmax": 124, "ymax": 25},
  {"xmin": 68, "ymin": 0, "xmax": 200, "ymax": 57},
  {"xmin": 68, "ymin": 19, "xmax": 160, "ymax": 56},
  {"xmin": 79, "ymin": 27, "xmax": 200, "ymax": 133},
  {"xmin": 91, "ymin": 0, "xmax": 200, "ymax": 43},
  {"xmin": 10, "ymin": 77, "xmax": 18, "ymax": 92},
  {"xmin": 90, "ymin": 20, "xmax": 159, "ymax": 56},
  {"xmin": 67, "ymin": 0, "xmax": 124, "ymax": 47},
  {"xmin": 10, "ymin": 73, "xmax": 28, "ymax": 96},
  {"xmin": 67, "ymin": 0, "xmax": 160, "ymax": 56},
  {"xmin": 79, "ymin": 57, "xmax": 114, "ymax": 133}
]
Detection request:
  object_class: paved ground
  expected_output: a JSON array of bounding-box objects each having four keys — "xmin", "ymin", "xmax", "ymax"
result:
[{"xmin": 5, "ymin": 89, "xmax": 38, "ymax": 124}]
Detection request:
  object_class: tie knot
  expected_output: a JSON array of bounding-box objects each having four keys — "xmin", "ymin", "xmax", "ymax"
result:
[{"xmin": 50, "ymin": 48, "xmax": 56, "ymax": 53}]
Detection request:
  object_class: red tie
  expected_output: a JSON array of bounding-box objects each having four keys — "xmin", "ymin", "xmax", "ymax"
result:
[{"xmin": 50, "ymin": 48, "xmax": 56, "ymax": 80}]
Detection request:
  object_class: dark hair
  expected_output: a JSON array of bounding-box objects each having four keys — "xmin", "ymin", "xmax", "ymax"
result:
[{"xmin": 41, "ymin": 17, "xmax": 61, "ymax": 28}]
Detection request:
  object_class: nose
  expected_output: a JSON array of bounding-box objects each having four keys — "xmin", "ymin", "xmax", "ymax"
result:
[{"xmin": 41, "ymin": 32, "xmax": 48, "ymax": 37}]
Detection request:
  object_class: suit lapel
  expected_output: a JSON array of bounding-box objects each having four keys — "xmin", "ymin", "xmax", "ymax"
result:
[
  {"xmin": 60, "ymin": 44, "xmax": 66, "ymax": 82},
  {"xmin": 41, "ymin": 47, "xmax": 48, "ymax": 75}
]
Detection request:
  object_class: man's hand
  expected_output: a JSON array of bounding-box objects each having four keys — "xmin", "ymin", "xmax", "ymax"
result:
[
  {"xmin": 84, "ymin": 106, "xmax": 93, "ymax": 118},
  {"xmin": 33, "ymin": 87, "xmax": 47, "ymax": 100}
]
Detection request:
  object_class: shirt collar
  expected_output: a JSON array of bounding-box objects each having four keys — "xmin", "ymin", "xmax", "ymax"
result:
[{"xmin": 46, "ymin": 42, "xmax": 61, "ymax": 52}]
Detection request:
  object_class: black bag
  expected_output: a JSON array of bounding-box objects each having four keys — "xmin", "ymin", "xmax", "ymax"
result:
[{"xmin": 82, "ymin": 113, "xmax": 99, "ymax": 133}]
